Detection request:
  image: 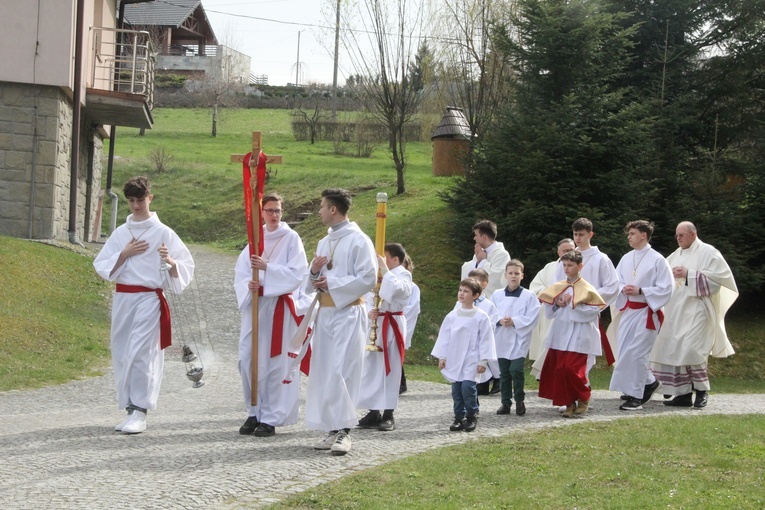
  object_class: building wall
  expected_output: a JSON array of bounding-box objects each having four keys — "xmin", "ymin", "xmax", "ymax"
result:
[
  {"xmin": 157, "ymin": 45, "xmax": 251, "ymax": 86},
  {"xmin": 0, "ymin": 82, "xmax": 102, "ymax": 241}
]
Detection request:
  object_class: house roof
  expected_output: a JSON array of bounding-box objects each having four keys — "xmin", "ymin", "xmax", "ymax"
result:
[
  {"xmin": 431, "ymin": 107, "xmax": 472, "ymax": 140},
  {"xmin": 123, "ymin": 0, "xmax": 202, "ymax": 28}
]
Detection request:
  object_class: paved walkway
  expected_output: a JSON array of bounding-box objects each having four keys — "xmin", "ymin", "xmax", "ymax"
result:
[{"xmin": 1, "ymin": 244, "xmax": 763, "ymax": 509}]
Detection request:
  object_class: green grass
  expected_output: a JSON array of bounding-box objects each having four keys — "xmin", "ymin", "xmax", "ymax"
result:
[
  {"xmin": 267, "ymin": 414, "xmax": 765, "ymax": 509},
  {"xmin": 0, "ymin": 237, "xmax": 112, "ymax": 391}
]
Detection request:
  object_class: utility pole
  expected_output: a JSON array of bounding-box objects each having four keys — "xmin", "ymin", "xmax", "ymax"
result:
[
  {"xmin": 332, "ymin": 0, "xmax": 341, "ymax": 119},
  {"xmin": 295, "ymin": 30, "xmax": 302, "ymax": 87}
]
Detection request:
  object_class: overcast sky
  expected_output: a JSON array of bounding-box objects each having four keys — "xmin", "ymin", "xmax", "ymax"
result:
[{"xmin": 202, "ymin": 0, "xmax": 340, "ymax": 87}]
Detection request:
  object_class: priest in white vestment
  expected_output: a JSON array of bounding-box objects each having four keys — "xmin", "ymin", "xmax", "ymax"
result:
[{"xmin": 650, "ymin": 222, "xmax": 738, "ymax": 408}]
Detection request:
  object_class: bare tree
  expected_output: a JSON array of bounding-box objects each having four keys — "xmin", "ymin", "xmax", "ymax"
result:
[
  {"xmin": 342, "ymin": 0, "xmax": 427, "ymax": 194},
  {"xmin": 205, "ymin": 23, "xmax": 246, "ymax": 137},
  {"xmin": 292, "ymin": 95, "xmax": 326, "ymax": 145},
  {"xmin": 430, "ymin": 0, "xmax": 516, "ymax": 142}
]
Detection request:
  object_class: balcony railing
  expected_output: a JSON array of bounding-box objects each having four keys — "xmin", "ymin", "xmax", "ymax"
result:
[{"xmin": 90, "ymin": 27, "xmax": 155, "ymax": 110}]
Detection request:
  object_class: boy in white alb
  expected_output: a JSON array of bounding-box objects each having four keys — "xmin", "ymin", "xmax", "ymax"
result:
[
  {"xmin": 234, "ymin": 193, "xmax": 308, "ymax": 437},
  {"xmin": 609, "ymin": 220, "xmax": 673, "ymax": 411},
  {"xmin": 432, "ymin": 278, "xmax": 497, "ymax": 433},
  {"xmin": 491, "ymin": 260, "xmax": 540, "ymax": 417},
  {"xmin": 94, "ymin": 176, "xmax": 194, "ymax": 434},
  {"xmin": 305, "ymin": 188, "xmax": 377, "ymax": 455},
  {"xmin": 538, "ymin": 250, "xmax": 606, "ymax": 417},
  {"xmin": 461, "ymin": 268, "xmax": 501, "ymax": 395},
  {"xmin": 357, "ymin": 243, "xmax": 413, "ymax": 431}
]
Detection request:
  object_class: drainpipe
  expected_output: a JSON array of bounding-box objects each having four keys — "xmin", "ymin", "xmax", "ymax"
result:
[
  {"xmin": 67, "ymin": 0, "xmax": 85, "ymax": 247},
  {"xmin": 105, "ymin": 0, "xmax": 128, "ymax": 235},
  {"xmin": 106, "ymin": 125, "xmax": 118, "ymax": 234}
]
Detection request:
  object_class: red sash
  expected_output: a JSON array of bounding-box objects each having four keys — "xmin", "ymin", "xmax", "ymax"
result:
[
  {"xmin": 270, "ymin": 294, "xmax": 300, "ymax": 358},
  {"xmin": 116, "ymin": 284, "xmax": 172, "ymax": 349},
  {"xmin": 620, "ymin": 300, "xmax": 664, "ymax": 331},
  {"xmin": 380, "ymin": 311, "xmax": 405, "ymax": 376},
  {"xmin": 598, "ymin": 319, "xmax": 615, "ymax": 366}
]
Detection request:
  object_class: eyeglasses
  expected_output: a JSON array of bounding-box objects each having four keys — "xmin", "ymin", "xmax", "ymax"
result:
[{"xmin": 263, "ymin": 209, "xmax": 282, "ymax": 215}]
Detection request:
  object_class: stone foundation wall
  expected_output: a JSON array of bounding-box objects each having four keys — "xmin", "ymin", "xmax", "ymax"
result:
[{"xmin": 0, "ymin": 82, "xmax": 103, "ymax": 241}]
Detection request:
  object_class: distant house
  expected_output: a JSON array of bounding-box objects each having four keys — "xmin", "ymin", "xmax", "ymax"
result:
[
  {"xmin": 124, "ymin": 0, "xmax": 252, "ymax": 88},
  {"xmin": 0, "ymin": 0, "xmax": 155, "ymax": 242}
]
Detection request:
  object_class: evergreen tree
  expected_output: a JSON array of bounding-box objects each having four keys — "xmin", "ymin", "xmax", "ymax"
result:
[{"xmin": 445, "ymin": 0, "xmax": 652, "ymax": 274}]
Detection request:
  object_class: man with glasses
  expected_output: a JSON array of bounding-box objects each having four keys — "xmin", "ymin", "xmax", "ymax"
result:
[
  {"xmin": 650, "ymin": 221, "xmax": 738, "ymax": 408},
  {"xmin": 234, "ymin": 193, "xmax": 308, "ymax": 437}
]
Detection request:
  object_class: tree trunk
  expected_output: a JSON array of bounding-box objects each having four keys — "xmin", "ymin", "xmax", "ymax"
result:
[{"xmin": 212, "ymin": 99, "xmax": 218, "ymax": 137}]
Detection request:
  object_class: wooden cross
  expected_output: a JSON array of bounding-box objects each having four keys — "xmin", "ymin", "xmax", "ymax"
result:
[
  {"xmin": 231, "ymin": 131, "xmax": 283, "ymax": 406},
  {"xmin": 230, "ymin": 131, "xmax": 284, "ymax": 165}
]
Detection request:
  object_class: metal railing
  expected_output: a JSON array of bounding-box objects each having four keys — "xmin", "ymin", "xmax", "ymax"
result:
[{"xmin": 90, "ymin": 27, "xmax": 155, "ymax": 110}]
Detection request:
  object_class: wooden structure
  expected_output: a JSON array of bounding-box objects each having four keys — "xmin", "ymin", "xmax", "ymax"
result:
[{"xmin": 431, "ymin": 106, "xmax": 472, "ymax": 177}]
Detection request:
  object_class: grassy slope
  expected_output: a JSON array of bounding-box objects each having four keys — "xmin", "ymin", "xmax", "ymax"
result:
[{"xmin": 0, "ymin": 238, "xmax": 112, "ymax": 390}]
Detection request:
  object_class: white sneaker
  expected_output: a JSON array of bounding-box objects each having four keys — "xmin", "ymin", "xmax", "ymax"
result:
[
  {"xmin": 314, "ymin": 430, "xmax": 338, "ymax": 450},
  {"xmin": 121, "ymin": 410, "xmax": 147, "ymax": 434},
  {"xmin": 114, "ymin": 412, "xmax": 133, "ymax": 432},
  {"xmin": 330, "ymin": 430, "xmax": 351, "ymax": 456}
]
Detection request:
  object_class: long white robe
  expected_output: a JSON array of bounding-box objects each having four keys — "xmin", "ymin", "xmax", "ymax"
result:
[
  {"xmin": 529, "ymin": 260, "xmax": 559, "ymax": 362},
  {"xmin": 460, "ymin": 241, "xmax": 511, "ymax": 296},
  {"xmin": 304, "ymin": 221, "xmax": 377, "ymax": 431},
  {"xmin": 431, "ymin": 308, "xmax": 497, "ymax": 383},
  {"xmin": 403, "ymin": 282, "xmax": 421, "ymax": 349},
  {"xmin": 93, "ymin": 212, "xmax": 194, "ymax": 411},
  {"xmin": 357, "ymin": 265, "xmax": 413, "ymax": 410},
  {"xmin": 608, "ymin": 245, "xmax": 673, "ymax": 399},
  {"xmin": 650, "ymin": 238, "xmax": 738, "ymax": 394},
  {"xmin": 490, "ymin": 287, "xmax": 540, "ymax": 360},
  {"xmin": 234, "ymin": 222, "xmax": 307, "ymax": 426}
]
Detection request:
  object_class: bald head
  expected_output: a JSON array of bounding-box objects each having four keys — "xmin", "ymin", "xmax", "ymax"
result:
[{"xmin": 675, "ymin": 221, "xmax": 697, "ymax": 249}]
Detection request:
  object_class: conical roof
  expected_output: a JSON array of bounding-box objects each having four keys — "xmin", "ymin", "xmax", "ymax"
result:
[{"xmin": 431, "ymin": 106, "xmax": 472, "ymax": 140}]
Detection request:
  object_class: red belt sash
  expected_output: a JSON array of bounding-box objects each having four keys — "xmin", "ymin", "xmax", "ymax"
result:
[
  {"xmin": 620, "ymin": 300, "xmax": 664, "ymax": 331},
  {"xmin": 271, "ymin": 294, "xmax": 300, "ymax": 358},
  {"xmin": 116, "ymin": 284, "xmax": 172, "ymax": 349},
  {"xmin": 380, "ymin": 311, "xmax": 405, "ymax": 376},
  {"xmin": 598, "ymin": 318, "xmax": 615, "ymax": 366}
]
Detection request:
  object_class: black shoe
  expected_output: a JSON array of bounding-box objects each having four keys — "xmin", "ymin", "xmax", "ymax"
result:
[
  {"xmin": 464, "ymin": 415, "xmax": 478, "ymax": 432},
  {"xmin": 357, "ymin": 410, "xmax": 382, "ymax": 428},
  {"xmin": 399, "ymin": 383, "xmax": 408, "ymax": 395},
  {"xmin": 378, "ymin": 417, "xmax": 395, "ymax": 431},
  {"xmin": 516, "ymin": 401, "xmax": 526, "ymax": 416},
  {"xmin": 239, "ymin": 416, "xmax": 259, "ymax": 435},
  {"xmin": 496, "ymin": 403, "xmax": 511, "ymax": 415},
  {"xmin": 663, "ymin": 393, "xmax": 693, "ymax": 407},
  {"xmin": 642, "ymin": 380, "xmax": 660, "ymax": 403},
  {"xmin": 619, "ymin": 398, "xmax": 643, "ymax": 411},
  {"xmin": 253, "ymin": 423, "xmax": 275, "ymax": 437},
  {"xmin": 489, "ymin": 379, "xmax": 501, "ymax": 395},
  {"xmin": 693, "ymin": 391, "xmax": 708, "ymax": 409},
  {"xmin": 449, "ymin": 417, "xmax": 466, "ymax": 431},
  {"xmin": 476, "ymin": 381, "xmax": 490, "ymax": 396},
  {"xmin": 620, "ymin": 394, "xmax": 631, "ymax": 401}
]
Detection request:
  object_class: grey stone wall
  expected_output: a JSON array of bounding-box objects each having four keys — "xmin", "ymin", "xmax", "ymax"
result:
[{"xmin": 0, "ymin": 82, "xmax": 103, "ymax": 241}]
